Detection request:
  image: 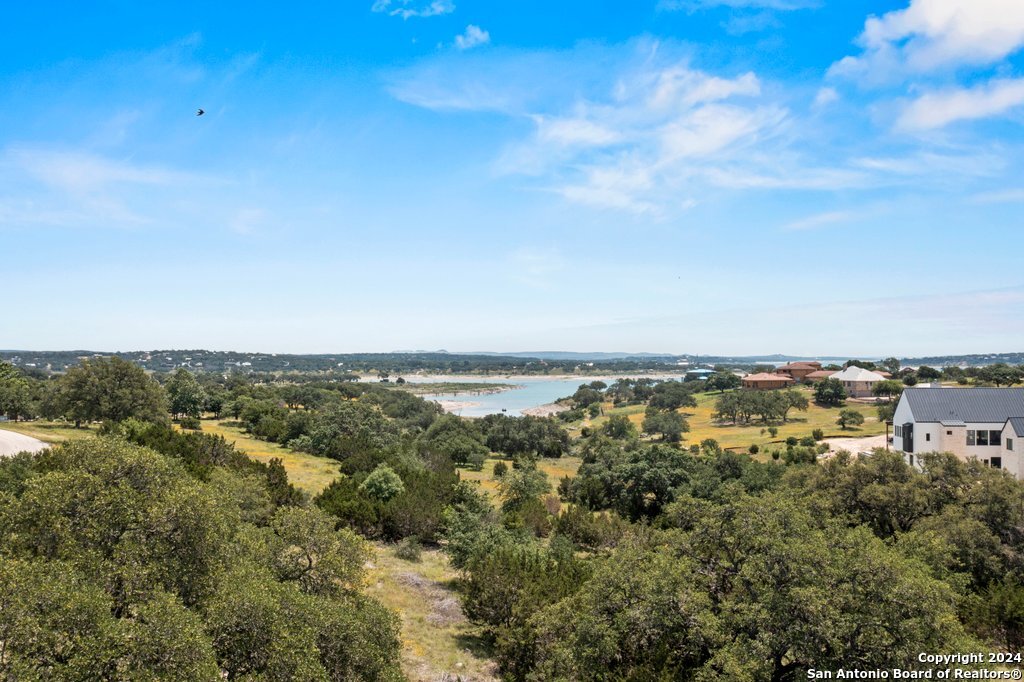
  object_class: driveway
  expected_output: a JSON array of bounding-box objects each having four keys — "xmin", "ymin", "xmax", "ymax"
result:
[
  {"xmin": 822, "ymin": 434, "xmax": 888, "ymax": 457},
  {"xmin": 0, "ymin": 428, "xmax": 49, "ymax": 457}
]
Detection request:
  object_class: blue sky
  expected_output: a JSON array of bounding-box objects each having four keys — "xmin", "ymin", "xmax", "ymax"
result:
[{"xmin": 2, "ymin": 0, "xmax": 1023, "ymax": 356}]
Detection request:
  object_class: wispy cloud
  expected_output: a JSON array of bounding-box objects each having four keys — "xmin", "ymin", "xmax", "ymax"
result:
[
  {"xmin": 971, "ymin": 187, "xmax": 1024, "ymax": 204},
  {"xmin": 390, "ymin": 36, "xmax": 1019, "ymax": 214},
  {"xmin": 897, "ymin": 78, "xmax": 1024, "ymax": 130},
  {"xmin": 813, "ymin": 87, "xmax": 838, "ymax": 108},
  {"xmin": 371, "ymin": 0, "xmax": 454, "ymax": 19},
  {"xmin": 782, "ymin": 210, "xmax": 856, "ymax": 231},
  {"xmin": 454, "ymin": 25, "xmax": 490, "ymax": 50}
]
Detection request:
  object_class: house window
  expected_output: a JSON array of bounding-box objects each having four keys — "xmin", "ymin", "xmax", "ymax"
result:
[
  {"xmin": 990, "ymin": 430, "xmax": 1002, "ymax": 446},
  {"xmin": 895, "ymin": 425, "xmax": 902, "ymax": 437},
  {"xmin": 967, "ymin": 430, "xmax": 976, "ymax": 445},
  {"xmin": 1009, "ymin": 438, "xmax": 1014, "ymax": 451},
  {"xmin": 991, "ymin": 457, "xmax": 1002, "ymax": 469},
  {"xmin": 946, "ymin": 430, "xmax": 953, "ymax": 435},
  {"xmin": 977, "ymin": 430, "xmax": 989, "ymax": 446},
  {"xmin": 925, "ymin": 433, "xmax": 931, "ymax": 442}
]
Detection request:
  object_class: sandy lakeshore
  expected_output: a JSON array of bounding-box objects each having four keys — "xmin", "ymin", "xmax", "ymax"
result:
[
  {"xmin": 431, "ymin": 400, "xmax": 482, "ymax": 413},
  {"xmin": 521, "ymin": 402, "xmax": 570, "ymax": 417}
]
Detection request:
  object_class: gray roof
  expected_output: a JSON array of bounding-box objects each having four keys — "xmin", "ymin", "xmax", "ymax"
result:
[
  {"xmin": 903, "ymin": 387, "xmax": 1024, "ymax": 424},
  {"xmin": 1007, "ymin": 417, "xmax": 1024, "ymax": 437}
]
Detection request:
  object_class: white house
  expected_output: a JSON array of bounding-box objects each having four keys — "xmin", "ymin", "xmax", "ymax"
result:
[
  {"xmin": 892, "ymin": 388, "xmax": 1024, "ymax": 478},
  {"xmin": 830, "ymin": 365, "xmax": 887, "ymax": 398}
]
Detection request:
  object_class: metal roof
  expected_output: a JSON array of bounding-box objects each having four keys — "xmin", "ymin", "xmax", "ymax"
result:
[
  {"xmin": 1007, "ymin": 417, "xmax": 1024, "ymax": 437},
  {"xmin": 903, "ymin": 387, "xmax": 1024, "ymax": 424},
  {"xmin": 830, "ymin": 365, "xmax": 886, "ymax": 382}
]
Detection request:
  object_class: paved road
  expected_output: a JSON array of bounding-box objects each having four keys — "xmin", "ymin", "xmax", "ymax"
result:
[
  {"xmin": 822, "ymin": 434, "xmax": 888, "ymax": 457},
  {"xmin": 0, "ymin": 428, "xmax": 49, "ymax": 457}
]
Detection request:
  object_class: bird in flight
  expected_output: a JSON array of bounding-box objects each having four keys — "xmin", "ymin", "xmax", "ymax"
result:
[{"xmin": 196, "ymin": 108, "xmax": 205, "ymax": 116}]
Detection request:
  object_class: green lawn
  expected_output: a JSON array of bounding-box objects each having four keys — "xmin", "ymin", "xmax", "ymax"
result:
[
  {"xmin": 0, "ymin": 420, "xmax": 97, "ymax": 444},
  {"xmin": 457, "ymin": 456, "xmax": 582, "ymax": 506},
  {"xmin": 195, "ymin": 420, "xmax": 341, "ymax": 496},
  {"xmin": 594, "ymin": 388, "xmax": 887, "ymax": 451}
]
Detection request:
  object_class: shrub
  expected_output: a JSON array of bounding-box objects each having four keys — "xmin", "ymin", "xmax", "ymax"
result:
[
  {"xmin": 800, "ymin": 436, "xmax": 816, "ymax": 447},
  {"xmin": 360, "ymin": 464, "xmax": 405, "ymax": 503},
  {"xmin": 786, "ymin": 436, "xmax": 799, "ymax": 446},
  {"xmin": 493, "ymin": 460, "xmax": 509, "ymax": 479},
  {"xmin": 836, "ymin": 409, "xmax": 865, "ymax": 430},
  {"xmin": 812, "ymin": 428, "xmax": 824, "ymax": 441},
  {"xmin": 768, "ymin": 426, "xmax": 779, "ymax": 438},
  {"xmin": 395, "ymin": 536, "xmax": 422, "ymax": 563},
  {"xmin": 179, "ymin": 416, "xmax": 201, "ymax": 430},
  {"xmin": 467, "ymin": 451, "xmax": 487, "ymax": 471},
  {"xmin": 748, "ymin": 444, "xmax": 760, "ymax": 455}
]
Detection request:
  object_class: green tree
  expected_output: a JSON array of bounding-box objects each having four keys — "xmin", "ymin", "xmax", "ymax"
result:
[
  {"xmin": 602, "ymin": 414, "xmax": 637, "ymax": 440},
  {"xmin": 837, "ymin": 408, "xmax": 865, "ymax": 429},
  {"xmin": 419, "ymin": 414, "xmax": 488, "ymax": 466},
  {"xmin": 166, "ymin": 368, "xmax": 207, "ymax": 419},
  {"xmin": 979, "ymin": 363, "xmax": 1022, "ymax": 387},
  {"xmin": 499, "ymin": 465, "xmax": 549, "ymax": 514},
  {"xmin": 779, "ymin": 390, "xmax": 809, "ymax": 422},
  {"xmin": 0, "ymin": 362, "xmax": 33, "ymax": 421},
  {"xmin": 814, "ymin": 378, "xmax": 847, "ymax": 407},
  {"xmin": 359, "ymin": 464, "xmax": 405, "ymax": 503},
  {"xmin": 705, "ymin": 372, "xmax": 741, "ymax": 393},
  {"xmin": 873, "ymin": 379, "xmax": 905, "ymax": 401},
  {"xmin": 880, "ymin": 357, "xmax": 902, "ymax": 374},
  {"xmin": 53, "ymin": 356, "xmax": 167, "ymax": 426},
  {"xmin": 642, "ymin": 407, "xmax": 688, "ymax": 442}
]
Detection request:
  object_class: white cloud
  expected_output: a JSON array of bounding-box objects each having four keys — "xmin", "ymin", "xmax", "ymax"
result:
[
  {"xmin": 454, "ymin": 25, "xmax": 490, "ymax": 50},
  {"xmin": 897, "ymin": 78, "xmax": 1024, "ymax": 130},
  {"xmin": 371, "ymin": 0, "xmax": 454, "ymax": 19},
  {"xmin": 971, "ymin": 187, "xmax": 1024, "ymax": 204},
  {"xmin": 832, "ymin": 0, "xmax": 1024, "ymax": 80},
  {"xmin": 782, "ymin": 210, "xmax": 855, "ymax": 231},
  {"xmin": 813, "ymin": 87, "xmax": 838, "ymax": 108},
  {"xmin": 10, "ymin": 148, "xmax": 193, "ymax": 194},
  {"xmin": 390, "ymin": 38, "xmax": 1016, "ymax": 214}
]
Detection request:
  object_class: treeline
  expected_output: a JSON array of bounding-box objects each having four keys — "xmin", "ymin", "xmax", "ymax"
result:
[
  {"xmin": 0, "ymin": 425, "xmax": 404, "ymax": 680},
  {"xmin": 714, "ymin": 389, "xmax": 809, "ymax": 424},
  {"xmin": 0, "ymin": 349, "xmax": 685, "ymax": 376},
  {"xmin": 441, "ymin": 428, "xmax": 1024, "ymax": 680}
]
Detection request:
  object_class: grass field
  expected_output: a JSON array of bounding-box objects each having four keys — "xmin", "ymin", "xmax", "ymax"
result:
[
  {"xmin": 457, "ymin": 456, "xmax": 583, "ymax": 504},
  {"xmin": 593, "ymin": 388, "xmax": 887, "ymax": 451},
  {"xmin": 368, "ymin": 543, "xmax": 497, "ymax": 681},
  {"xmin": 197, "ymin": 420, "xmax": 341, "ymax": 496},
  {"xmin": 0, "ymin": 420, "xmax": 96, "ymax": 444}
]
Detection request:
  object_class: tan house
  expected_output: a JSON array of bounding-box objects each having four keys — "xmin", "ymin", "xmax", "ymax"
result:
[
  {"xmin": 830, "ymin": 365, "xmax": 887, "ymax": 398},
  {"xmin": 742, "ymin": 373, "xmax": 796, "ymax": 390},
  {"xmin": 775, "ymin": 361, "xmax": 822, "ymax": 382}
]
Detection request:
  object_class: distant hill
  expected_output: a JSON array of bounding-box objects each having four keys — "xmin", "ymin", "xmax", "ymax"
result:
[
  {"xmin": 5, "ymin": 348, "xmax": 1017, "ymax": 375},
  {"xmin": 900, "ymin": 352, "xmax": 1024, "ymax": 367},
  {"xmin": 461, "ymin": 351, "xmax": 678, "ymax": 361}
]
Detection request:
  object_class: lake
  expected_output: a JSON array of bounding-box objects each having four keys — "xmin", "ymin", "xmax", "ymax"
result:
[{"xmin": 416, "ymin": 377, "xmax": 595, "ymax": 417}]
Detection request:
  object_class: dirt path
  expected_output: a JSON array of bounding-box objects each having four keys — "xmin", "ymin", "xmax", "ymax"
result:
[
  {"xmin": 0, "ymin": 429, "xmax": 48, "ymax": 457},
  {"xmin": 368, "ymin": 544, "xmax": 498, "ymax": 682}
]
